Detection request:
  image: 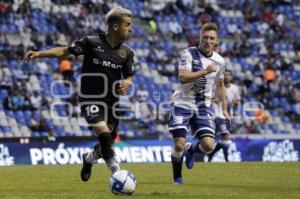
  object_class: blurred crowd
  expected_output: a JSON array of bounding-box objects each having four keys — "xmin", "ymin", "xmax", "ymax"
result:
[{"xmin": 0, "ymin": 0, "xmax": 299, "ymax": 138}]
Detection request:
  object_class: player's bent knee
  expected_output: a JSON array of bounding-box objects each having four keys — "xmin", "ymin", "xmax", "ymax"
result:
[
  {"xmin": 201, "ymin": 144, "xmax": 214, "ymax": 153},
  {"xmin": 200, "ymin": 136, "xmax": 215, "ymax": 153},
  {"xmin": 174, "ymin": 143, "xmax": 185, "ymax": 152},
  {"xmin": 173, "ymin": 137, "xmax": 185, "ymax": 152}
]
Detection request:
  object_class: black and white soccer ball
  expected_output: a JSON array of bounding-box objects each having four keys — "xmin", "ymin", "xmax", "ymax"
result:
[{"xmin": 109, "ymin": 170, "xmax": 137, "ymax": 195}]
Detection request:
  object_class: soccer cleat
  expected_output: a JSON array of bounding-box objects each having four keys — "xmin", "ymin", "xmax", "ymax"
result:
[
  {"xmin": 184, "ymin": 142, "xmax": 195, "ymax": 169},
  {"xmin": 80, "ymin": 152, "xmax": 92, "ymax": 182},
  {"xmin": 173, "ymin": 177, "xmax": 183, "ymax": 185}
]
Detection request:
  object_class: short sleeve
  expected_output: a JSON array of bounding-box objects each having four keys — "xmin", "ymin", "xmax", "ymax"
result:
[
  {"xmin": 178, "ymin": 49, "xmax": 193, "ymax": 71},
  {"xmin": 68, "ymin": 36, "xmax": 88, "ymax": 56},
  {"xmin": 122, "ymin": 50, "xmax": 135, "ymax": 78}
]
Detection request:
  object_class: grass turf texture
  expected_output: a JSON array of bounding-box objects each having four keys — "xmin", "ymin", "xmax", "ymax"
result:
[{"xmin": 0, "ymin": 162, "xmax": 299, "ymax": 199}]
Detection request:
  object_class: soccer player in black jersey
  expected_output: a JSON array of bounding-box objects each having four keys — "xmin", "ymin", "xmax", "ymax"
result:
[{"xmin": 24, "ymin": 7, "xmax": 134, "ymax": 182}]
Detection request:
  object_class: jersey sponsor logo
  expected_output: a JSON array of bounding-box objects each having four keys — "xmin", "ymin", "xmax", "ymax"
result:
[
  {"xmin": 194, "ymin": 78, "xmax": 206, "ymax": 95},
  {"xmin": 93, "ymin": 46, "xmax": 104, "ymax": 52},
  {"xmin": 118, "ymin": 49, "xmax": 127, "ymax": 58},
  {"xmin": 93, "ymin": 59, "xmax": 122, "ymax": 69}
]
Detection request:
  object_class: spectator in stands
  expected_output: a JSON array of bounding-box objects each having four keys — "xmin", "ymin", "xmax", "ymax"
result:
[
  {"xmin": 0, "ymin": 0, "xmax": 298, "ymax": 140},
  {"xmin": 45, "ymin": 34, "xmax": 54, "ymax": 46},
  {"xmin": 140, "ymin": 1, "xmax": 153, "ymax": 20},
  {"xmin": 177, "ymin": 0, "xmax": 194, "ymax": 12},
  {"xmin": 148, "ymin": 18, "xmax": 157, "ymax": 35},
  {"xmin": 20, "ymin": 28, "xmax": 35, "ymax": 50},
  {"xmin": 255, "ymin": 109, "xmax": 268, "ymax": 124},
  {"xmin": 158, "ymin": 59, "xmax": 177, "ymax": 76},
  {"xmin": 240, "ymin": 120, "xmax": 260, "ymax": 134},
  {"xmin": 0, "ymin": 64, "xmax": 11, "ymax": 89},
  {"xmin": 136, "ymin": 100, "xmax": 156, "ymax": 128},
  {"xmin": 101, "ymin": 0, "xmax": 111, "ymax": 14},
  {"xmin": 29, "ymin": 91, "xmax": 42, "ymax": 110},
  {"xmin": 29, "ymin": 116, "xmax": 54, "ymax": 139},
  {"xmin": 17, "ymin": 0, "xmax": 31, "ymax": 15},
  {"xmin": 158, "ymin": 18, "xmax": 170, "ymax": 37},
  {"xmin": 136, "ymin": 85, "xmax": 149, "ymax": 102},
  {"xmin": 59, "ymin": 57, "xmax": 73, "ymax": 84},
  {"xmin": 3, "ymin": 90, "xmax": 16, "ymax": 110},
  {"xmin": 168, "ymin": 16, "xmax": 183, "ymax": 41},
  {"xmin": 163, "ymin": 2, "xmax": 177, "ymax": 15},
  {"xmin": 290, "ymin": 84, "xmax": 300, "ymax": 103},
  {"xmin": 263, "ymin": 64, "xmax": 276, "ymax": 90},
  {"xmin": 67, "ymin": 93, "xmax": 80, "ymax": 117},
  {"xmin": 3, "ymin": 89, "xmax": 29, "ymax": 110}
]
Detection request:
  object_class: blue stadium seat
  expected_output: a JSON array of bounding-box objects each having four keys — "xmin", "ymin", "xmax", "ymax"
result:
[
  {"xmin": 54, "ymin": 127, "xmax": 65, "ymax": 137},
  {"xmin": 32, "ymin": 132, "xmax": 40, "ymax": 137},
  {"xmin": 41, "ymin": 131, "xmax": 49, "ymax": 137}
]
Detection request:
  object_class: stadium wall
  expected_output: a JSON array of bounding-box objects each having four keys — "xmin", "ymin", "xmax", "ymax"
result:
[{"xmin": 0, "ymin": 138, "xmax": 299, "ymax": 166}]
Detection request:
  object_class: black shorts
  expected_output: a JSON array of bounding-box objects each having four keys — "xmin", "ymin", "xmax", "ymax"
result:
[{"xmin": 81, "ymin": 103, "xmax": 119, "ymax": 138}]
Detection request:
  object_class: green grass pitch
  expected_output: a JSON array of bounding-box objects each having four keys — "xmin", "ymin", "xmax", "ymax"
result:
[{"xmin": 0, "ymin": 162, "xmax": 299, "ymax": 199}]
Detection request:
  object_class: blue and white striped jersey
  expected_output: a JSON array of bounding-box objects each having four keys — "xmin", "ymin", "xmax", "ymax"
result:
[{"xmin": 171, "ymin": 47, "xmax": 226, "ymax": 110}]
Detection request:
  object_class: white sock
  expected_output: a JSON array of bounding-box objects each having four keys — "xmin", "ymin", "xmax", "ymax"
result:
[
  {"xmin": 85, "ymin": 150, "xmax": 100, "ymax": 163},
  {"xmin": 172, "ymin": 149, "xmax": 184, "ymax": 158},
  {"xmin": 105, "ymin": 156, "xmax": 120, "ymax": 173}
]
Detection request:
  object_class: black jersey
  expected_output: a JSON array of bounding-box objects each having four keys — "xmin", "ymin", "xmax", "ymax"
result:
[{"xmin": 68, "ymin": 33, "xmax": 134, "ymax": 105}]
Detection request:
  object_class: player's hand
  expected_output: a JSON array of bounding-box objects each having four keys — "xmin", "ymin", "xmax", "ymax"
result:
[
  {"xmin": 117, "ymin": 80, "xmax": 132, "ymax": 95},
  {"xmin": 205, "ymin": 63, "xmax": 217, "ymax": 74},
  {"xmin": 223, "ymin": 110, "xmax": 231, "ymax": 125},
  {"xmin": 23, "ymin": 51, "xmax": 41, "ymax": 63}
]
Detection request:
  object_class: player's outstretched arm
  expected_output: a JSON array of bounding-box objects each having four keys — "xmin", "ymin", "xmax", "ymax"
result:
[
  {"xmin": 23, "ymin": 47, "xmax": 70, "ymax": 63},
  {"xmin": 179, "ymin": 63, "xmax": 217, "ymax": 84}
]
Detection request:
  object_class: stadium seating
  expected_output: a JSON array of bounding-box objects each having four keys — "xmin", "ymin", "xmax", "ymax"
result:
[{"xmin": 0, "ymin": 0, "xmax": 299, "ymax": 138}]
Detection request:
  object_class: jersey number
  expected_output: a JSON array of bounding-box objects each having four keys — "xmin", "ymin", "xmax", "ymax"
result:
[{"xmin": 85, "ymin": 105, "xmax": 99, "ymax": 116}]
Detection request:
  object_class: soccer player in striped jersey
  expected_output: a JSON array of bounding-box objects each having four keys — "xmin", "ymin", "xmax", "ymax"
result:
[
  {"xmin": 168, "ymin": 23, "xmax": 230, "ymax": 184},
  {"xmin": 208, "ymin": 69, "xmax": 241, "ymax": 162}
]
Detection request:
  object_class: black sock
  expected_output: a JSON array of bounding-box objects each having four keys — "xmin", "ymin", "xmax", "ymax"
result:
[
  {"xmin": 208, "ymin": 143, "xmax": 222, "ymax": 161},
  {"xmin": 222, "ymin": 144, "xmax": 229, "ymax": 162},
  {"xmin": 171, "ymin": 155, "xmax": 183, "ymax": 179},
  {"xmin": 98, "ymin": 133, "xmax": 114, "ymax": 160}
]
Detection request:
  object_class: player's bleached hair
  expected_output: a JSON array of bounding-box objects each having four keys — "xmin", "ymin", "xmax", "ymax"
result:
[
  {"xmin": 106, "ymin": 7, "xmax": 132, "ymax": 25},
  {"xmin": 200, "ymin": 22, "xmax": 218, "ymax": 33}
]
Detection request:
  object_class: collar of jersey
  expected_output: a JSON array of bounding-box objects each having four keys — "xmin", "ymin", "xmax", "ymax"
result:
[
  {"xmin": 99, "ymin": 32, "xmax": 122, "ymax": 49},
  {"xmin": 197, "ymin": 47, "xmax": 213, "ymax": 58}
]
